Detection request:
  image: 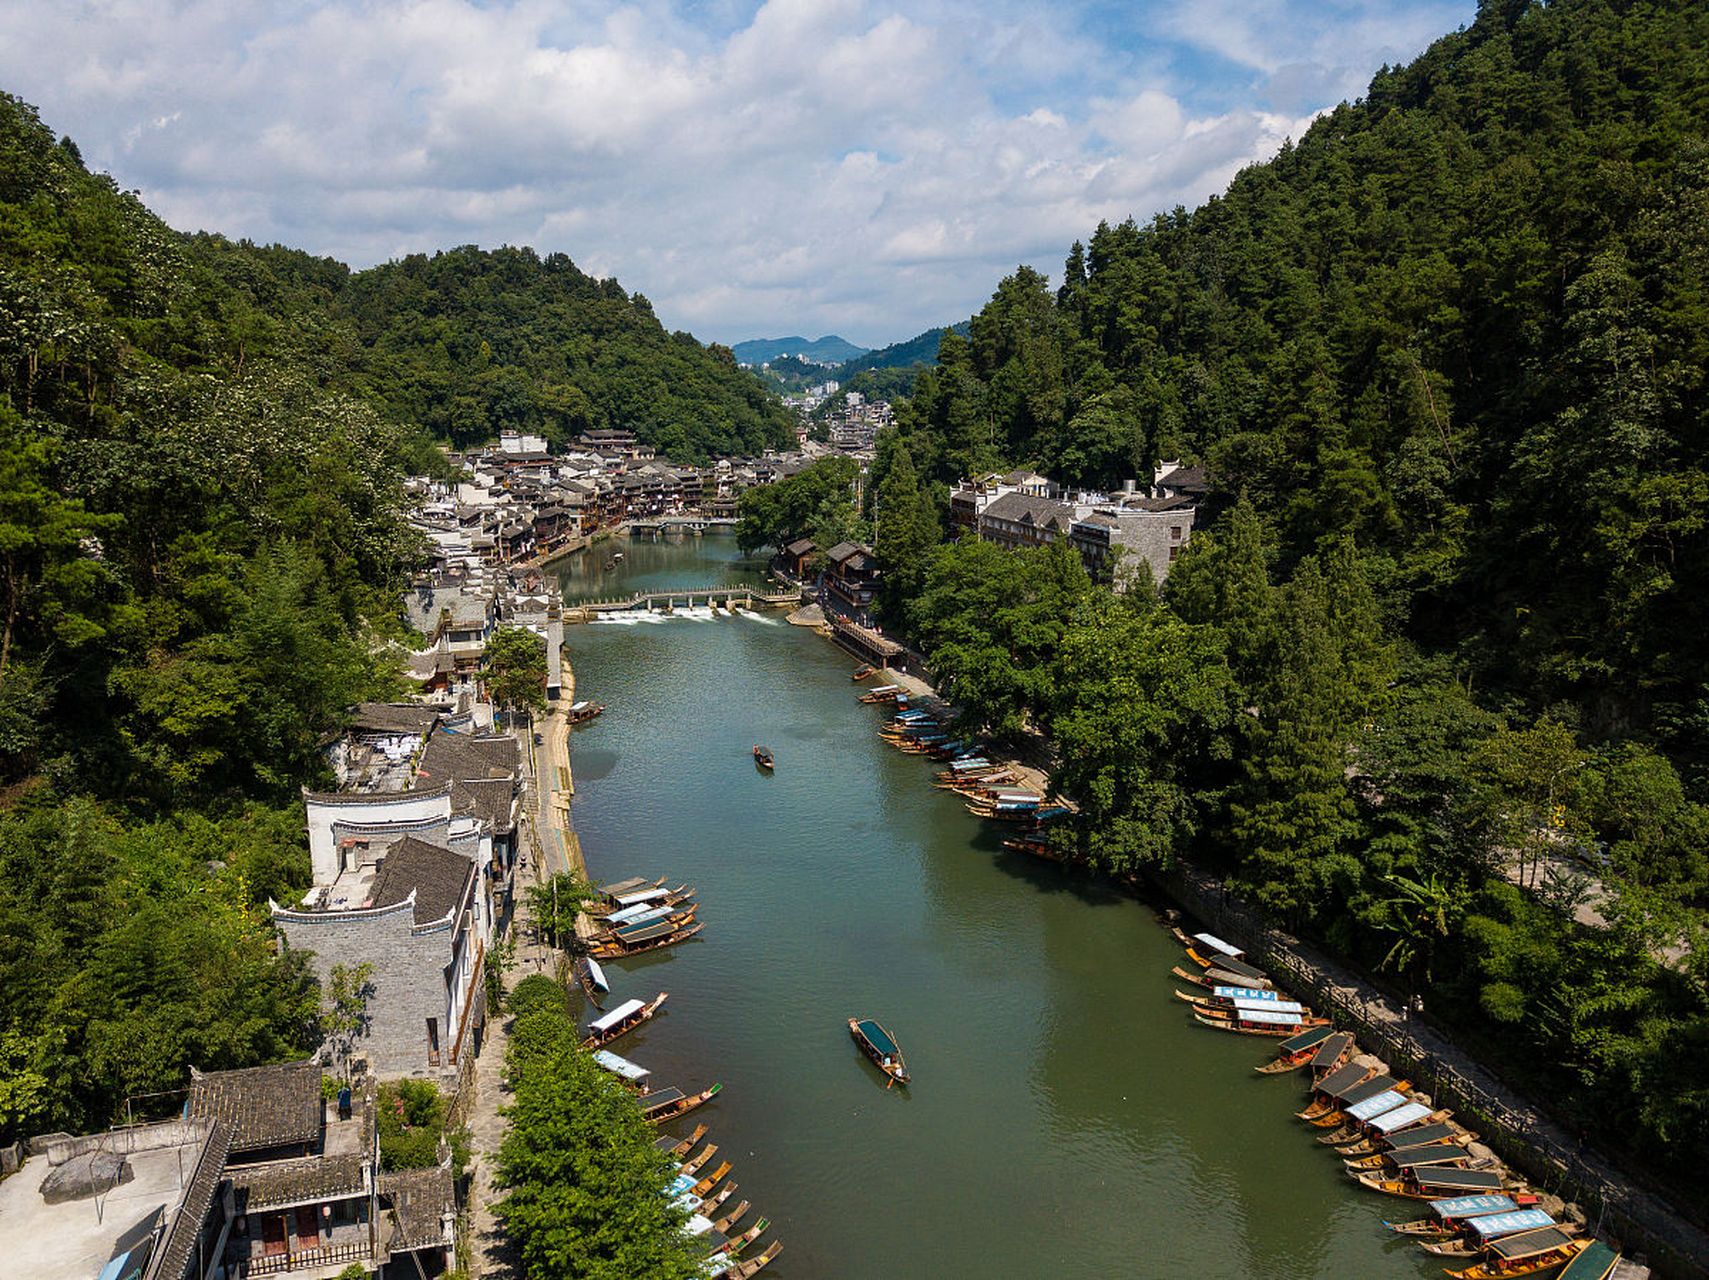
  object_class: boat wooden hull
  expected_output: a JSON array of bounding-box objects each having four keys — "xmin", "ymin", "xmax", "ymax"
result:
[
  {"xmin": 590, "ymin": 921, "xmax": 705, "ymax": 958},
  {"xmin": 679, "ymin": 1141, "xmax": 718, "ymax": 1177},
  {"xmin": 643, "ymin": 1081, "xmax": 722, "ymax": 1125},
  {"xmin": 582, "ymin": 991, "xmax": 669, "ymax": 1049},
  {"xmin": 1191, "ymin": 1011, "xmax": 1302, "ymax": 1036},
  {"xmin": 1444, "ymin": 1239, "xmax": 1589, "ymax": 1280},
  {"xmin": 710, "ymin": 1200, "xmax": 752, "ymax": 1236},
  {"xmin": 720, "ymin": 1241, "xmax": 782, "ymax": 1278},
  {"xmin": 848, "ymin": 1017, "xmax": 909, "ymax": 1084},
  {"xmin": 659, "ymin": 1123, "xmax": 709, "ymax": 1159}
]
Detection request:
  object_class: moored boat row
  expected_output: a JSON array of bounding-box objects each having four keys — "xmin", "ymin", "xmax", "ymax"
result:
[{"xmin": 1161, "ymin": 913, "xmax": 1633, "ymax": 1278}]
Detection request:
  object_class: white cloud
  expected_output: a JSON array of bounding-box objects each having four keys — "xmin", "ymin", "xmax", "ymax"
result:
[{"xmin": 0, "ymin": 0, "xmax": 1474, "ymax": 344}]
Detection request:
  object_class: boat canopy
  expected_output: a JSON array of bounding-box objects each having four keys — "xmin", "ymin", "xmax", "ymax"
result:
[
  {"xmin": 614, "ymin": 885, "xmax": 671, "ymax": 906},
  {"xmin": 1215, "ymin": 986, "xmax": 1278, "ymax": 1001},
  {"xmin": 993, "ymin": 791, "xmax": 1042, "ymax": 802},
  {"xmin": 1487, "ymin": 1226, "xmax": 1576, "ymax": 1260},
  {"xmin": 1556, "ymin": 1241, "xmax": 1620, "ymax": 1280},
  {"xmin": 1215, "ymin": 956, "xmax": 1268, "ymax": 981},
  {"xmin": 1194, "ymin": 932, "xmax": 1243, "ymax": 958},
  {"xmin": 615, "ymin": 905, "xmax": 679, "ymax": 934},
  {"xmin": 1467, "ymin": 1209, "xmax": 1556, "ymax": 1241},
  {"xmin": 868, "ymin": 684, "xmax": 900, "ymax": 694},
  {"xmin": 949, "ymin": 758, "xmax": 991, "ymax": 770},
  {"xmin": 570, "ymin": 700, "xmax": 595, "ymax": 713},
  {"xmin": 683, "ymin": 1213, "xmax": 716, "ymax": 1237},
  {"xmin": 1309, "ymin": 1031, "xmax": 1353, "ymax": 1068},
  {"xmin": 1238, "ymin": 1008, "xmax": 1303, "ymax": 1026},
  {"xmin": 1206, "ymin": 967, "xmax": 1267, "ymax": 990},
  {"xmin": 1346, "ymin": 1089, "xmax": 1409, "ymax": 1122},
  {"xmin": 641, "ymin": 1086, "xmax": 688, "ymax": 1113},
  {"xmin": 1386, "ymin": 1122, "xmax": 1458, "ymax": 1151},
  {"xmin": 1234, "ymin": 997, "xmax": 1304, "ymax": 1014},
  {"xmin": 584, "ymin": 957, "xmax": 610, "ymax": 992},
  {"xmin": 607, "ymin": 897, "xmax": 671, "ymax": 924},
  {"xmin": 616, "ymin": 919, "xmax": 678, "ymax": 945},
  {"xmin": 1338, "ymin": 1075, "xmax": 1401, "ymax": 1106},
  {"xmin": 665, "ymin": 1172, "xmax": 696, "ymax": 1197},
  {"xmin": 1413, "ymin": 1167, "xmax": 1504, "ymax": 1192},
  {"xmin": 1391, "ymin": 1149, "xmax": 1473, "ymax": 1171},
  {"xmin": 1313, "ymin": 1063, "xmax": 1372, "ymax": 1098},
  {"xmin": 1428, "ymin": 1194, "xmax": 1517, "ymax": 1220},
  {"xmin": 598, "ymin": 877, "xmax": 651, "ymax": 897},
  {"xmin": 1275, "ymin": 1024, "xmax": 1335, "ymax": 1054},
  {"xmin": 1369, "ymin": 1101, "xmax": 1434, "ymax": 1134},
  {"xmin": 592, "ymin": 1050, "xmax": 650, "ymax": 1081},
  {"xmin": 856, "ymin": 1019, "xmax": 901, "ymax": 1058},
  {"xmin": 589, "ymin": 998, "xmax": 647, "ymax": 1034}
]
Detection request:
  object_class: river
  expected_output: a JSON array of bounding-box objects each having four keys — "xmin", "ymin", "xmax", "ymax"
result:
[{"xmin": 555, "ymin": 535, "xmax": 1441, "ymax": 1279}]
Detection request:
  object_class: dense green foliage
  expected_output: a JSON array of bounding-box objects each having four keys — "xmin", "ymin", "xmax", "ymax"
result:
[
  {"xmin": 377, "ymin": 1078, "xmax": 467, "ymax": 1173},
  {"xmin": 497, "ymin": 983, "xmax": 702, "ymax": 1280},
  {"xmin": 833, "ymin": 322, "xmax": 971, "ymax": 382},
  {"xmin": 881, "ymin": 0, "xmax": 1709, "ymax": 1192},
  {"xmin": 735, "ymin": 455, "xmax": 866, "ymax": 557},
  {"xmin": 485, "ymin": 625, "xmax": 548, "ymax": 720},
  {"xmin": 341, "ymin": 247, "xmax": 793, "ymax": 459}
]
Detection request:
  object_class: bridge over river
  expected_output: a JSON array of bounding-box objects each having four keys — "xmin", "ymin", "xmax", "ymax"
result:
[{"xmin": 566, "ymin": 583, "xmax": 802, "ymax": 620}]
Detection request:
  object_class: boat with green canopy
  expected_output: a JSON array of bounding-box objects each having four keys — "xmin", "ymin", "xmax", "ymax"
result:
[
  {"xmin": 1554, "ymin": 1241, "xmax": 1621, "ymax": 1280},
  {"xmin": 1254, "ymin": 1024, "xmax": 1339, "ymax": 1074},
  {"xmin": 848, "ymin": 1017, "xmax": 909, "ymax": 1085}
]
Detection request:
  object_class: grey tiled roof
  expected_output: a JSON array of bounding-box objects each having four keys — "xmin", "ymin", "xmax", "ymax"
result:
[
  {"xmin": 234, "ymin": 1153, "xmax": 368, "ymax": 1211},
  {"xmin": 350, "ymin": 703, "xmax": 441, "ymax": 735},
  {"xmin": 379, "ymin": 1166, "xmax": 455, "ymax": 1251},
  {"xmin": 372, "ymin": 837, "xmax": 475, "ymax": 926},
  {"xmin": 188, "ymin": 1062, "xmax": 322, "ymax": 1154},
  {"xmin": 453, "ymin": 777, "xmax": 516, "ymax": 835},
  {"xmin": 145, "ymin": 1120, "xmax": 231, "ymax": 1280},
  {"xmin": 981, "ymin": 491, "xmax": 1073, "ymax": 529}
]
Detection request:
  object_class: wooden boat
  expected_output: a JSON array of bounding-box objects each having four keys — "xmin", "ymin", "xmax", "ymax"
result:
[
  {"xmin": 588, "ymin": 920, "xmax": 705, "ymax": 958},
  {"xmin": 655, "ymin": 1123, "xmax": 709, "ymax": 1159},
  {"xmin": 1184, "ymin": 950, "xmax": 1270, "ymax": 986},
  {"xmin": 1554, "ymin": 1241, "xmax": 1621, "ymax": 1280},
  {"xmin": 1353, "ymin": 1165, "xmax": 1507, "ymax": 1200},
  {"xmin": 642, "ymin": 1082, "xmax": 722, "ymax": 1124},
  {"xmin": 690, "ymin": 1159, "xmax": 733, "ymax": 1197},
  {"xmin": 1171, "ymin": 965, "xmax": 1273, "ymax": 993},
  {"xmin": 593, "ymin": 902, "xmax": 699, "ymax": 942},
  {"xmin": 1443, "ymin": 1226, "xmax": 1588, "ymax": 1279},
  {"xmin": 1189, "ymin": 1004, "xmax": 1305, "ymax": 1032},
  {"xmin": 710, "ymin": 1200, "xmax": 752, "ymax": 1238},
  {"xmin": 712, "ymin": 1241, "xmax": 782, "ymax": 1278},
  {"xmin": 1346, "ymin": 1145, "xmax": 1477, "ymax": 1182},
  {"xmin": 582, "ymin": 992, "xmax": 668, "ymax": 1048},
  {"xmin": 1339, "ymin": 1119, "xmax": 1476, "ymax": 1158},
  {"xmin": 1256, "ymin": 1027, "xmax": 1347, "ymax": 1074},
  {"xmin": 1298, "ymin": 1062, "xmax": 1378, "ymax": 1118},
  {"xmin": 700, "ymin": 1180, "xmax": 737, "ymax": 1216},
  {"xmin": 1344, "ymin": 1127, "xmax": 1474, "ymax": 1169},
  {"xmin": 711, "ymin": 1216, "xmax": 769, "ymax": 1257},
  {"xmin": 752, "ymin": 744, "xmax": 774, "ymax": 770},
  {"xmin": 858, "ymin": 684, "xmax": 903, "ymax": 703},
  {"xmin": 1385, "ymin": 1194, "xmax": 1524, "ymax": 1239},
  {"xmin": 1308, "ymin": 1078, "xmax": 1415, "ymax": 1129},
  {"xmin": 566, "ymin": 699, "xmax": 605, "ymax": 725},
  {"xmin": 595, "ymin": 875, "xmax": 667, "ymax": 903},
  {"xmin": 851, "ymin": 665, "xmax": 876, "ymax": 681},
  {"xmin": 587, "ymin": 882, "xmax": 695, "ymax": 918},
  {"xmin": 1321, "ymin": 1100, "xmax": 1451, "ymax": 1147},
  {"xmin": 679, "ymin": 1142, "xmax": 719, "ymax": 1178},
  {"xmin": 574, "ymin": 955, "xmax": 610, "ymax": 1009},
  {"xmin": 1300, "ymin": 1071, "xmax": 1400, "ymax": 1122},
  {"xmin": 849, "ymin": 1017, "xmax": 909, "ymax": 1084},
  {"xmin": 1419, "ymin": 1209, "xmax": 1563, "ymax": 1257}
]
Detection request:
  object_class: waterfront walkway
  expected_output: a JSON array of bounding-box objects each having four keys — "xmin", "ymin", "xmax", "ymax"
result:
[{"xmin": 467, "ymin": 663, "xmax": 584, "ymax": 1278}]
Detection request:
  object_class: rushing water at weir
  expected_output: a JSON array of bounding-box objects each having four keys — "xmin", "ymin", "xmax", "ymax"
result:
[{"xmin": 555, "ymin": 536, "xmax": 1443, "ymax": 1279}]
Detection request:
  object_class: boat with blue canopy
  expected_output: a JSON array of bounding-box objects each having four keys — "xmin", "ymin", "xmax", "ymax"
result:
[
  {"xmin": 1422, "ymin": 1208, "xmax": 1559, "ymax": 1256},
  {"xmin": 1385, "ymin": 1194, "xmax": 1520, "ymax": 1237},
  {"xmin": 848, "ymin": 1016, "xmax": 909, "ymax": 1085},
  {"xmin": 593, "ymin": 1049, "xmax": 652, "ymax": 1086},
  {"xmin": 583, "ymin": 992, "xmax": 668, "ymax": 1049},
  {"xmin": 1345, "ymin": 1089, "xmax": 1410, "ymax": 1123},
  {"xmin": 1193, "ymin": 1006, "xmax": 1303, "ymax": 1035}
]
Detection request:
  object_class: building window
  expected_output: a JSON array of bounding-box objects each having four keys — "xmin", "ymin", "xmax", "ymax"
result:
[
  {"xmin": 1168, "ymin": 546, "xmax": 1181, "ymax": 562},
  {"xmin": 426, "ymin": 1017, "xmax": 441, "ymax": 1066},
  {"xmin": 1170, "ymin": 526, "xmax": 1182, "ymax": 541}
]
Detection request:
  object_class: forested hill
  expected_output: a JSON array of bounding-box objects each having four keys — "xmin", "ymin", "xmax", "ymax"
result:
[
  {"xmin": 897, "ymin": 0, "xmax": 1709, "ymax": 756},
  {"xmin": 835, "ymin": 321, "xmax": 971, "ymax": 380},
  {"xmin": 338, "ymin": 247, "xmax": 795, "ymax": 459}
]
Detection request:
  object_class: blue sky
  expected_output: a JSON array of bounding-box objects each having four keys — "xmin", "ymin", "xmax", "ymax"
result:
[{"xmin": 0, "ymin": 0, "xmax": 1473, "ymax": 346}]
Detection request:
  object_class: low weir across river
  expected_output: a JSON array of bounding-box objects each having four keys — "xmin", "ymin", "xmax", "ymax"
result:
[{"xmin": 556, "ymin": 534, "xmax": 1446, "ymax": 1279}]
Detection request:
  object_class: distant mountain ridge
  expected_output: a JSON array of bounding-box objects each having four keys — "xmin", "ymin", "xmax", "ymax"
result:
[
  {"xmin": 733, "ymin": 335, "xmax": 868, "ymax": 365},
  {"xmin": 835, "ymin": 322, "xmax": 972, "ymax": 380}
]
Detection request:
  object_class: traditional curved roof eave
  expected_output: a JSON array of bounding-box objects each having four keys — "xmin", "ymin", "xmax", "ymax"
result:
[
  {"xmin": 270, "ymin": 894, "xmax": 421, "ymax": 925},
  {"xmin": 303, "ymin": 782, "xmax": 453, "ymax": 805}
]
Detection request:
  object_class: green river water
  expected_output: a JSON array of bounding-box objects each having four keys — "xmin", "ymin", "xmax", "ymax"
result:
[{"xmin": 555, "ymin": 536, "xmax": 1442, "ymax": 1280}]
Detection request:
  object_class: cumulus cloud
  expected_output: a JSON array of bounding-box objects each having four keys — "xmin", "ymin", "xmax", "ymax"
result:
[{"xmin": 0, "ymin": 0, "xmax": 1472, "ymax": 343}]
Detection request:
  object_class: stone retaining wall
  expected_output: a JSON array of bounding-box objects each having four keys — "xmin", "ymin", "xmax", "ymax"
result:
[{"xmin": 1151, "ymin": 860, "xmax": 1707, "ymax": 1280}]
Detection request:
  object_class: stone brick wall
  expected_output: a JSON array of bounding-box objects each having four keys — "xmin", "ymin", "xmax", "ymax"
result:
[{"xmin": 278, "ymin": 901, "xmax": 453, "ymax": 1078}]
